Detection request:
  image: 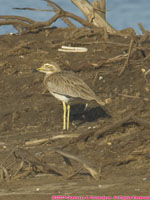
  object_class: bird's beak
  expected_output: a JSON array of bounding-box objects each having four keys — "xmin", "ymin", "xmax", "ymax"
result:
[
  {"xmin": 32, "ymin": 69, "xmax": 38, "ymax": 72},
  {"xmin": 32, "ymin": 67, "xmax": 42, "ymax": 73},
  {"xmin": 33, "ymin": 67, "xmax": 42, "ymax": 72},
  {"xmin": 36, "ymin": 67, "xmax": 42, "ymax": 71}
]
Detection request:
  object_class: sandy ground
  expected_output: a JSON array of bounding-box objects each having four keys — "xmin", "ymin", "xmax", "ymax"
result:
[{"xmin": 0, "ymin": 27, "xmax": 150, "ymax": 199}]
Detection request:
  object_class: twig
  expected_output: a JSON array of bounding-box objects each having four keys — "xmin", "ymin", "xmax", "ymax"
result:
[
  {"xmin": 119, "ymin": 39, "xmax": 134, "ymax": 76},
  {"xmin": 14, "ymin": 148, "xmax": 63, "ymax": 176},
  {"xmin": 143, "ymin": 53, "xmax": 150, "ymax": 61},
  {"xmin": 118, "ymin": 93, "xmax": 140, "ymax": 99},
  {"xmin": 132, "ymin": 115, "xmax": 150, "ymax": 129},
  {"xmin": 67, "ymin": 166, "xmax": 83, "ymax": 179},
  {"xmin": 50, "ymin": 148, "xmax": 100, "ymax": 180},
  {"xmin": 13, "ymin": 7, "xmax": 52, "ymax": 12},
  {"xmin": 94, "ymin": 54, "xmax": 128, "ymax": 68},
  {"xmin": 70, "ymin": 41, "xmax": 129, "ymax": 46},
  {"xmin": 138, "ymin": 32, "xmax": 149, "ymax": 45},
  {"xmin": 25, "ymin": 134, "xmax": 80, "ymax": 146},
  {"xmin": 13, "ymin": 161, "xmax": 24, "ymax": 177},
  {"xmin": 45, "ymin": 0, "xmax": 75, "ymax": 28},
  {"xmin": 0, "ymin": 166, "xmax": 9, "ymax": 181},
  {"xmin": 45, "ymin": 0, "xmax": 64, "ymax": 11},
  {"xmin": 138, "ymin": 23, "xmax": 147, "ymax": 34},
  {"xmin": 105, "ymin": 54, "xmax": 127, "ymax": 63},
  {"xmin": 95, "ymin": 113, "xmax": 133, "ymax": 139},
  {"xmin": 0, "ymin": 15, "xmax": 35, "ymax": 23},
  {"xmin": 0, "ymin": 146, "xmax": 17, "ymax": 166}
]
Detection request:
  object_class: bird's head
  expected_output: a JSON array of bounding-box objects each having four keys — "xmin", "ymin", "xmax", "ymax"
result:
[{"xmin": 36, "ymin": 62, "xmax": 61, "ymax": 74}]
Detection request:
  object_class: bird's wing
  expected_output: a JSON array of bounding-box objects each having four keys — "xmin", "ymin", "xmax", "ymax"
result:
[{"xmin": 45, "ymin": 72, "xmax": 96, "ymax": 100}]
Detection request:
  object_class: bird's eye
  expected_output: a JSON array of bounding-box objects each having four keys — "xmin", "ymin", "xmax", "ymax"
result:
[{"xmin": 44, "ymin": 64, "xmax": 50, "ymax": 68}]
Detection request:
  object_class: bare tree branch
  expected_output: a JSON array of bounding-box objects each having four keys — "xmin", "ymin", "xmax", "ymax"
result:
[
  {"xmin": 0, "ymin": 0, "xmax": 115, "ymax": 34},
  {"xmin": 0, "ymin": 15, "xmax": 35, "ymax": 24},
  {"xmin": 92, "ymin": 0, "xmax": 106, "ymax": 20},
  {"xmin": 45, "ymin": 0, "xmax": 75, "ymax": 28},
  {"xmin": 72, "ymin": 0, "xmax": 116, "ymax": 33},
  {"xmin": 13, "ymin": 7, "xmax": 52, "ymax": 12}
]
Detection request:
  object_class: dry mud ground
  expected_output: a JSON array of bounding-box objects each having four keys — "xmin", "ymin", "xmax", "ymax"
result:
[{"xmin": 0, "ymin": 27, "xmax": 150, "ymax": 199}]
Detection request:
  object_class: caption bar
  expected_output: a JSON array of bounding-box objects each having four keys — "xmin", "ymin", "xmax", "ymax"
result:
[{"xmin": 52, "ymin": 196, "xmax": 150, "ymax": 200}]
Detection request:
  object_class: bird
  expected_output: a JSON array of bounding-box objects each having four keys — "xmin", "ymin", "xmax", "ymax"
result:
[{"xmin": 36, "ymin": 61, "xmax": 106, "ymax": 130}]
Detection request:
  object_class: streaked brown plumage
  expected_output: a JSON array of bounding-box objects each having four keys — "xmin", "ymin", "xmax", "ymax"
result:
[{"xmin": 36, "ymin": 62, "xmax": 105, "ymax": 130}]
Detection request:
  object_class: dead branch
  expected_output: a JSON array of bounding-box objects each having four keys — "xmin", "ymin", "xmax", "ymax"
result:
[
  {"xmin": 92, "ymin": 0, "xmax": 106, "ymax": 20},
  {"xmin": 13, "ymin": 148, "xmax": 63, "ymax": 176},
  {"xmin": 0, "ymin": 0, "xmax": 116, "ymax": 34},
  {"xmin": 138, "ymin": 23, "xmax": 147, "ymax": 34},
  {"xmin": 0, "ymin": 166, "xmax": 9, "ymax": 181},
  {"xmin": 132, "ymin": 115, "xmax": 150, "ymax": 129},
  {"xmin": 118, "ymin": 93, "xmax": 140, "ymax": 99},
  {"xmin": 70, "ymin": 115, "xmax": 127, "ymax": 143},
  {"xmin": 0, "ymin": 8, "xmax": 96, "ymax": 34},
  {"xmin": 138, "ymin": 32, "xmax": 150, "ymax": 45},
  {"xmin": 50, "ymin": 148, "xmax": 100, "ymax": 180},
  {"xmin": 71, "ymin": 41, "xmax": 129, "ymax": 46},
  {"xmin": 95, "ymin": 113, "xmax": 134, "ymax": 139},
  {"xmin": 91, "ymin": 54, "xmax": 128, "ymax": 68},
  {"xmin": 119, "ymin": 39, "xmax": 134, "ymax": 76},
  {"xmin": 0, "ymin": 19, "xmax": 30, "ymax": 31},
  {"xmin": 99, "ymin": 0, "xmax": 106, "ymax": 19},
  {"xmin": 29, "ymin": 9, "xmax": 96, "ymax": 31},
  {"xmin": 59, "ymin": 10, "xmax": 96, "ymax": 29},
  {"xmin": 67, "ymin": 167, "xmax": 84, "ymax": 179},
  {"xmin": 0, "ymin": 146, "xmax": 17, "ymax": 166},
  {"xmin": 13, "ymin": 7, "xmax": 52, "ymax": 12},
  {"xmin": 25, "ymin": 134, "xmax": 80, "ymax": 146},
  {"xmin": 69, "ymin": 102, "xmax": 145, "ymax": 144},
  {"xmin": 104, "ymin": 54, "xmax": 128, "ymax": 63},
  {"xmin": 72, "ymin": 0, "xmax": 116, "ymax": 33},
  {"xmin": 0, "ymin": 15, "xmax": 35, "ymax": 24},
  {"xmin": 45, "ymin": 0, "xmax": 75, "ymax": 28}
]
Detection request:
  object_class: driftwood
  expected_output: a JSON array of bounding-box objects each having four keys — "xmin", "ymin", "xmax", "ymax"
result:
[
  {"xmin": 13, "ymin": 148, "xmax": 63, "ymax": 176},
  {"xmin": 49, "ymin": 148, "xmax": 100, "ymax": 180},
  {"xmin": 25, "ymin": 133, "xmax": 80, "ymax": 146},
  {"xmin": 94, "ymin": 0, "xmax": 106, "ymax": 20},
  {"xmin": 0, "ymin": 11, "xmax": 95, "ymax": 34},
  {"xmin": 138, "ymin": 23, "xmax": 147, "ymax": 34},
  {"xmin": 45, "ymin": 0, "xmax": 75, "ymax": 28},
  {"xmin": 0, "ymin": 145, "xmax": 100, "ymax": 181},
  {"xmin": 0, "ymin": 5, "xmax": 95, "ymax": 34},
  {"xmin": 119, "ymin": 39, "xmax": 134, "ymax": 76},
  {"xmin": 0, "ymin": 146, "xmax": 64, "ymax": 181},
  {"xmin": 0, "ymin": 0, "xmax": 116, "ymax": 34},
  {"xmin": 72, "ymin": 0, "xmax": 115, "ymax": 33}
]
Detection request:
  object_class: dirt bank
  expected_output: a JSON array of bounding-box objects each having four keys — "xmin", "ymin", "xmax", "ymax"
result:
[{"xmin": 0, "ymin": 27, "xmax": 150, "ymax": 199}]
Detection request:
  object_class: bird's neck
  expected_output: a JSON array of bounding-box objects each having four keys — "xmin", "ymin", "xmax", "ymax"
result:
[{"xmin": 44, "ymin": 73, "xmax": 50, "ymax": 85}]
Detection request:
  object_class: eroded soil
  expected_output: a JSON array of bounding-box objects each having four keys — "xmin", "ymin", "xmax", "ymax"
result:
[{"xmin": 0, "ymin": 27, "xmax": 150, "ymax": 199}]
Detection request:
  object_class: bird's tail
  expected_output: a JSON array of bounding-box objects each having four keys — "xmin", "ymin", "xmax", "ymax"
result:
[
  {"xmin": 95, "ymin": 97, "xmax": 105, "ymax": 106},
  {"xmin": 95, "ymin": 97, "xmax": 112, "ymax": 117}
]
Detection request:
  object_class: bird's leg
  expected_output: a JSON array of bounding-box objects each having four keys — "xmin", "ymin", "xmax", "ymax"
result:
[
  {"xmin": 62, "ymin": 101, "xmax": 67, "ymax": 130},
  {"xmin": 67, "ymin": 104, "xmax": 70, "ymax": 130}
]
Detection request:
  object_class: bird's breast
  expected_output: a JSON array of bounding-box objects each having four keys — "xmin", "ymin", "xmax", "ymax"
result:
[{"xmin": 50, "ymin": 91, "xmax": 71, "ymax": 103}]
